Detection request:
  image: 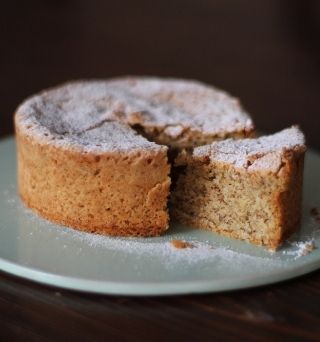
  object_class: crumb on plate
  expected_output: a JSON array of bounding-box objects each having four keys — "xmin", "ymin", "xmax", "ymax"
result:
[{"xmin": 171, "ymin": 239, "xmax": 194, "ymax": 249}]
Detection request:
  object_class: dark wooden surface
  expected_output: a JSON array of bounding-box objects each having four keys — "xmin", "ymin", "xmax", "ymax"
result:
[
  {"xmin": 1, "ymin": 270, "xmax": 320, "ymax": 341},
  {"xmin": 1, "ymin": 1, "xmax": 320, "ymax": 340}
]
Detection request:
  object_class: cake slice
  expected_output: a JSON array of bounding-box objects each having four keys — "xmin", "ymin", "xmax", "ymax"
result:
[{"xmin": 171, "ymin": 127, "xmax": 306, "ymax": 249}]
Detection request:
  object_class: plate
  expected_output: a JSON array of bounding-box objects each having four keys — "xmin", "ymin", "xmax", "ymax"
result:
[{"xmin": 0, "ymin": 137, "xmax": 320, "ymax": 296}]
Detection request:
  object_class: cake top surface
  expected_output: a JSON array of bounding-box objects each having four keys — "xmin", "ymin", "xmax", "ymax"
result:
[
  {"xmin": 193, "ymin": 126, "xmax": 306, "ymax": 171},
  {"xmin": 15, "ymin": 77, "xmax": 254, "ymax": 153}
]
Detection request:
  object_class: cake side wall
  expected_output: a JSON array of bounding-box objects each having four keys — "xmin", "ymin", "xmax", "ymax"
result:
[{"xmin": 16, "ymin": 127, "xmax": 170, "ymax": 237}]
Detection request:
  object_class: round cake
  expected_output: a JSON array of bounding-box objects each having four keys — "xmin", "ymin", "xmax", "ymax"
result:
[{"xmin": 15, "ymin": 77, "xmax": 255, "ymax": 236}]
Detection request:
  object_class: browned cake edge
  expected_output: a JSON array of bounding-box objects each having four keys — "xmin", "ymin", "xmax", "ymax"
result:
[{"xmin": 15, "ymin": 124, "xmax": 171, "ymax": 237}]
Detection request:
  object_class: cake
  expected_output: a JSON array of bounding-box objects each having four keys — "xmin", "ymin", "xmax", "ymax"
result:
[
  {"xmin": 171, "ymin": 127, "xmax": 306, "ymax": 249},
  {"xmin": 15, "ymin": 77, "xmax": 254, "ymax": 237}
]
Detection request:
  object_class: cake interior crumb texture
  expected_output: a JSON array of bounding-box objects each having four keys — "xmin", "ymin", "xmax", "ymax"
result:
[{"xmin": 172, "ymin": 127, "xmax": 306, "ymax": 249}]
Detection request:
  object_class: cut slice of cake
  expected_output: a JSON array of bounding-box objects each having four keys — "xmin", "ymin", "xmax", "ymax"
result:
[{"xmin": 171, "ymin": 127, "xmax": 306, "ymax": 249}]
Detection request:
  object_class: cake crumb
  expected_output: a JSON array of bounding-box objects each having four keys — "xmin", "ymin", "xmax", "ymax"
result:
[{"xmin": 171, "ymin": 239, "xmax": 194, "ymax": 249}]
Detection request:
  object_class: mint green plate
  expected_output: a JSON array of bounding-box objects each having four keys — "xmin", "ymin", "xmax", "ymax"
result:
[{"xmin": 0, "ymin": 137, "xmax": 319, "ymax": 296}]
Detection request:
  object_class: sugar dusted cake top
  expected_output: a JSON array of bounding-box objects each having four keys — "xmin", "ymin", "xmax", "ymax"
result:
[
  {"xmin": 108, "ymin": 77, "xmax": 254, "ymax": 135},
  {"xmin": 193, "ymin": 126, "xmax": 306, "ymax": 172},
  {"xmin": 15, "ymin": 77, "xmax": 254, "ymax": 153}
]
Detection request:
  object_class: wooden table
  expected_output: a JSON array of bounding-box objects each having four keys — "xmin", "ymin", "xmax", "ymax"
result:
[
  {"xmin": 1, "ymin": 1, "xmax": 320, "ymax": 340},
  {"xmin": 1, "ymin": 270, "xmax": 320, "ymax": 341}
]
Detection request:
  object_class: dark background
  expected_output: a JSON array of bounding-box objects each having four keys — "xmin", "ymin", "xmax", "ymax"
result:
[
  {"xmin": 1, "ymin": 1, "xmax": 320, "ymax": 340},
  {"xmin": 1, "ymin": 0, "xmax": 320, "ymax": 149}
]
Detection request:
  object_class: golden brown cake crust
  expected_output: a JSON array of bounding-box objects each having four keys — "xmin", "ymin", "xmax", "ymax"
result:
[{"xmin": 16, "ymin": 126, "xmax": 170, "ymax": 236}]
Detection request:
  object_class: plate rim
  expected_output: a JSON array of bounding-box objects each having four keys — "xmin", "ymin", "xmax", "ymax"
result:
[{"xmin": 1, "ymin": 256, "xmax": 319, "ymax": 296}]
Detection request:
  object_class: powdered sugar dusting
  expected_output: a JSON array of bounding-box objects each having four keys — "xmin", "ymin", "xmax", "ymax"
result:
[
  {"xmin": 194, "ymin": 126, "xmax": 306, "ymax": 171},
  {"xmin": 283, "ymin": 239, "xmax": 316, "ymax": 259},
  {"xmin": 70, "ymin": 121, "xmax": 161, "ymax": 153},
  {"xmin": 295, "ymin": 240, "xmax": 316, "ymax": 257},
  {"xmin": 109, "ymin": 77, "xmax": 254, "ymax": 134},
  {"xmin": 52, "ymin": 226, "xmax": 285, "ymax": 270},
  {"xmin": 15, "ymin": 77, "xmax": 254, "ymax": 153}
]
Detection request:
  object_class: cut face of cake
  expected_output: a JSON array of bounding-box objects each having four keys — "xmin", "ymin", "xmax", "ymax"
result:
[{"xmin": 171, "ymin": 127, "xmax": 306, "ymax": 249}]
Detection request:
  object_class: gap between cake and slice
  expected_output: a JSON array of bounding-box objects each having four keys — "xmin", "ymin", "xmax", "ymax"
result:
[{"xmin": 14, "ymin": 76, "xmax": 307, "ymax": 250}]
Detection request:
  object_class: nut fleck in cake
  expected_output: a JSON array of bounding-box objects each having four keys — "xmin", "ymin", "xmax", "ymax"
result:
[
  {"xmin": 15, "ymin": 77, "xmax": 254, "ymax": 237},
  {"xmin": 172, "ymin": 127, "xmax": 306, "ymax": 249}
]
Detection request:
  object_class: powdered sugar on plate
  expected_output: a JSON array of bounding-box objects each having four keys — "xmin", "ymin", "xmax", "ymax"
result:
[
  {"xmin": 59, "ymin": 228, "xmax": 280, "ymax": 269},
  {"xmin": 294, "ymin": 240, "xmax": 316, "ymax": 257}
]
